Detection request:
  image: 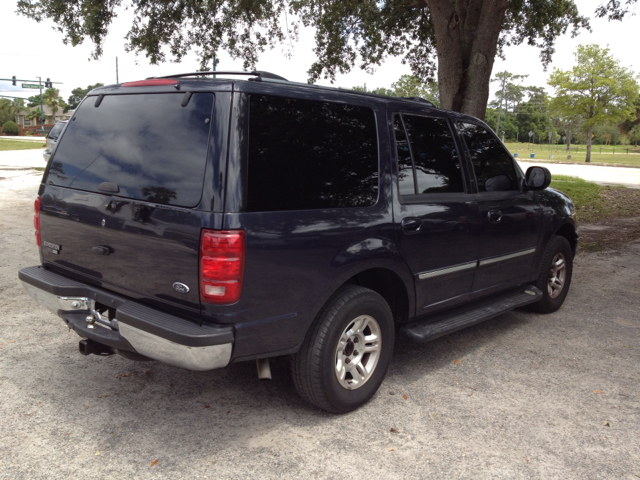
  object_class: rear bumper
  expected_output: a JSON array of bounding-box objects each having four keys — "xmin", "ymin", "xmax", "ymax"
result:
[{"xmin": 18, "ymin": 266, "xmax": 234, "ymax": 371}]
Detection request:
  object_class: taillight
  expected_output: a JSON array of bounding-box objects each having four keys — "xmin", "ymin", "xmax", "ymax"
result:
[
  {"xmin": 199, "ymin": 230, "xmax": 245, "ymax": 304},
  {"xmin": 34, "ymin": 196, "xmax": 41, "ymax": 248}
]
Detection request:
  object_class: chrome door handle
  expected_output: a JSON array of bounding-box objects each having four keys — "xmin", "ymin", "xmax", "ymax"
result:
[
  {"xmin": 401, "ymin": 217, "xmax": 422, "ymax": 234},
  {"xmin": 487, "ymin": 210, "xmax": 502, "ymax": 224}
]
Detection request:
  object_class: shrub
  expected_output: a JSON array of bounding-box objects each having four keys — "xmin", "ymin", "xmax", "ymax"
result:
[{"xmin": 2, "ymin": 121, "xmax": 19, "ymax": 135}]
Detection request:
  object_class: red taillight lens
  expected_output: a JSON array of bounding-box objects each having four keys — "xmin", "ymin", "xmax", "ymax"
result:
[
  {"xmin": 121, "ymin": 79, "xmax": 178, "ymax": 87},
  {"xmin": 199, "ymin": 230, "xmax": 245, "ymax": 304},
  {"xmin": 34, "ymin": 197, "xmax": 41, "ymax": 248}
]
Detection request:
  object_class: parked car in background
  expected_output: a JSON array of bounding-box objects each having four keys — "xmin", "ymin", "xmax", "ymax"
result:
[
  {"xmin": 43, "ymin": 120, "xmax": 67, "ymax": 162},
  {"xmin": 20, "ymin": 71, "xmax": 578, "ymax": 413}
]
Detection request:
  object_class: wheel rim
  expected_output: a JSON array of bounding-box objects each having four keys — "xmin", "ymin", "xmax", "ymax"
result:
[
  {"xmin": 547, "ymin": 252, "xmax": 567, "ymax": 299},
  {"xmin": 334, "ymin": 315, "xmax": 382, "ymax": 390}
]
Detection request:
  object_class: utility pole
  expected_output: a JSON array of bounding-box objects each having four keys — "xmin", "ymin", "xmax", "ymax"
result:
[
  {"xmin": 38, "ymin": 77, "xmax": 44, "ymax": 137},
  {"xmin": 212, "ymin": 52, "xmax": 217, "ymax": 79},
  {"xmin": 116, "ymin": 57, "xmax": 119, "ymax": 83}
]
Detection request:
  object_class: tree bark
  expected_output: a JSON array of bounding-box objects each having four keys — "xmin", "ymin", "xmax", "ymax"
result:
[
  {"xmin": 565, "ymin": 122, "xmax": 572, "ymax": 151},
  {"xmin": 586, "ymin": 126, "xmax": 592, "ymax": 163},
  {"xmin": 427, "ymin": 0, "xmax": 508, "ymax": 120}
]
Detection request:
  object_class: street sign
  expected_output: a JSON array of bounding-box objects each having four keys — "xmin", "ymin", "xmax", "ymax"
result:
[
  {"xmin": 528, "ymin": 130, "xmax": 534, "ymax": 138},
  {"xmin": 21, "ymin": 83, "xmax": 41, "ymax": 89}
]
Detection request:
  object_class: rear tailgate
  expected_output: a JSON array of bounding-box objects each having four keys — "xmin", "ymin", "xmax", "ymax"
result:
[{"xmin": 39, "ymin": 90, "xmax": 218, "ymax": 313}]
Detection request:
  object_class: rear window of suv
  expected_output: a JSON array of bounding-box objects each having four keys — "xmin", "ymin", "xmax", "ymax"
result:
[
  {"xmin": 246, "ymin": 94, "xmax": 379, "ymax": 212},
  {"xmin": 47, "ymin": 121, "xmax": 66, "ymax": 140},
  {"xmin": 47, "ymin": 93, "xmax": 214, "ymax": 207}
]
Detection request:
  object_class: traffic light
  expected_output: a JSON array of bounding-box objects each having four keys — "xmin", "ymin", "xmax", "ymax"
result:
[
  {"xmin": 45, "ymin": 78, "xmax": 52, "ymax": 88},
  {"xmin": 12, "ymin": 76, "xmax": 16, "ymax": 86}
]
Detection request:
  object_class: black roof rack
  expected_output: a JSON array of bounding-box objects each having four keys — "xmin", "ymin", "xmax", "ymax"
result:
[
  {"xmin": 149, "ymin": 71, "xmax": 288, "ymax": 81},
  {"xmin": 145, "ymin": 70, "xmax": 439, "ymax": 109}
]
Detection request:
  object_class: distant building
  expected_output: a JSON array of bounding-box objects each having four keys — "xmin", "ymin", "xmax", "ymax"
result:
[{"xmin": 14, "ymin": 104, "xmax": 72, "ymax": 135}]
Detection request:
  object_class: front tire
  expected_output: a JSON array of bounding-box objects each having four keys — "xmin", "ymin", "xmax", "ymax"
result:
[
  {"xmin": 291, "ymin": 286, "xmax": 394, "ymax": 413},
  {"xmin": 530, "ymin": 236, "xmax": 573, "ymax": 313}
]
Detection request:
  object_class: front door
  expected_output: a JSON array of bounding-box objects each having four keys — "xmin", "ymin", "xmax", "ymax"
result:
[
  {"xmin": 392, "ymin": 112, "xmax": 480, "ymax": 314},
  {"xmin": 455, "ymin": 122, "xmax": 541, "ymax": 296}
]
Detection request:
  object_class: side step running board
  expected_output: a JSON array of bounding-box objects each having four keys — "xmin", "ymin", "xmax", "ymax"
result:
[{"xmin": 400, "ymin": 285, "xmax": 542, "ymax": 343}]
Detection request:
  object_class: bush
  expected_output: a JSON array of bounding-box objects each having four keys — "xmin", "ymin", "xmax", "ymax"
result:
[{"xmin": 2, "ymin": 121, "xmax": 19, "ymax": 135}]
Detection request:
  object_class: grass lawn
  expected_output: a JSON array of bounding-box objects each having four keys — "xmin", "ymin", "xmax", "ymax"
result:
[
  {"xmin": 0, "ymin": 138, "xmax": 46, "ymax": 151},
  {"xmin": 550, "ymin": 175, "xmax": 640, "ymax": 223},
  {"xmin": 505, "ymin": 142, "xmax": 640, "ymax": 167}
]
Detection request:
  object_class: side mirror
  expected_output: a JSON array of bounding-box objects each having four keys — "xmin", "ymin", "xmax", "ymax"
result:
[{"xmin": 524, "ymin": 166, "xmax": 551, "ymax": 190}]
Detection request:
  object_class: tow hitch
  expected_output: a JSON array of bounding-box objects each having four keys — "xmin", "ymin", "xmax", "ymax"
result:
[{"xmin": 79, "ymin": 338, "xmax": 114, "ymax": 356}]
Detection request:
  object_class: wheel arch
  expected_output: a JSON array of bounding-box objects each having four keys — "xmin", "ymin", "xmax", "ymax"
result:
[
  {"xmin": 339, "ymin": 267, "xmax": 411, "ymax": 326},
  {"xmin": 554, "ymin": 221, "xmax": 579, "ymax": 257}
]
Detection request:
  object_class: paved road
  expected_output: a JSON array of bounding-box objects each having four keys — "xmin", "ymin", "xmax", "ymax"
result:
[
  {"xmin": 1, "ymin": 172, "xmax": 639, "ymax": 479},
  {"xmin": 0, "ymin": 136, "xmax": 46, "ymax": 142},
  {"xmin": 0, "ymin": 149, "xmax": 47, "ymax": 168},
  {"xmin": 518, "ymin": 161, "xmax": 640, "ymax": 189}
]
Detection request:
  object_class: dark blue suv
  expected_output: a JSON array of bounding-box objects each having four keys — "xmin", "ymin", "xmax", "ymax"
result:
[{"xmin": 19, "ymin": 71, "xmax": 578, "ymax": 413}]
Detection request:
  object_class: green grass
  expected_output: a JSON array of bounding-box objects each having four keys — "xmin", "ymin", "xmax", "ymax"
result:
[
  {"xmin": 0, "ymin": 138, "xmax": 46, "ymax": 151},
  {"xmin": 505, "ymin": 142, "xmax": 640, "ymax": 167},
  {"xmin": 550, "ymin": 174, "xmax": 640, "ymax": 224},
  {"xmin": 550, "ymin": 175, "xmax": 604, "ymax": 223}
]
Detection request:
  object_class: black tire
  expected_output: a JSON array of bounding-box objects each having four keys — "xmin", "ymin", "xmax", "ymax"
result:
[
  {"xmin": 530, "ymin": 236, "xmax": 573, "ymax": 313},
  {"xmin": 291, "ymin": 286, "xmax": 394, "ymax": 413}
]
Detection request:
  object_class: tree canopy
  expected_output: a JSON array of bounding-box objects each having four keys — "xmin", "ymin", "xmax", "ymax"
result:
[
  {"xmin": 354, "ymin": 75, "xmax": 439, "ymax": 106},
  {"xmin": 19, "ymin": 0, "xmax": 601, "ymax": 120},
  {"xmin": 67, "ymin": 83, "xmax": 104, "ymax": 111},
  {"xmin": 548, "ymin": 44, "xmax": 639, "ymax": 162},
  {"xmin": 16, "ymin": 1, "xmax": 636, "ymax": 120},
  {"xmin": 0, "ymin": 99, "xmax": 13, "ymax": 126},
  {"xmin": 43, "ymin": 88, "xmax": 67, "ymax": 117}
]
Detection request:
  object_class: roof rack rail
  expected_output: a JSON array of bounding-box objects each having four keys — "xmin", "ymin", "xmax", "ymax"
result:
[
  {"xmin": 401, "ymin": 97, "xmax": 435, "ymax": 107},
  {"xmin": 149, "ymin": 71, "xmax": 288, "ymax": 81}
]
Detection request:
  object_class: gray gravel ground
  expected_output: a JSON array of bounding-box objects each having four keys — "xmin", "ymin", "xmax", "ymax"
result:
[{"xmin": 1, "ymin": 169, "xmax": 639, "ymax": 479}]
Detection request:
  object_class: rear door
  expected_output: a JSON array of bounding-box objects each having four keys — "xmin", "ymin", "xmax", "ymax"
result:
[
  {"xmin": 392, "ymin": 111, "xmax": 480, "ymax": 314},
  {"xmin": 39, "ymin": 91, "xmax": 219, "ymax": 314}
]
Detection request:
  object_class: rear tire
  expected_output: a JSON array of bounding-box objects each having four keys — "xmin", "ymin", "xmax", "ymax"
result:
[
  {"xmin": 530, "ymin": 236, "xmax": 573, "ymax": 313},
  {"xmin": 291, "ymin": 286, "xmax": 394, "ymax": 413}
]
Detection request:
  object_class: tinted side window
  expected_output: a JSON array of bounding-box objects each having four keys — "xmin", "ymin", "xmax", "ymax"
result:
[
  {"xmin": 457, "ymin": 122, "xmax": 517, "ymax": 192},
  {"xmin": 48, "ymin": 93, "xmax": 214, "ymax": 207},
  {"xmin": 393, "ymin": 114, "xmax": 463, "ymax": 195},
  {"xmin": 247, "ymin": 95, "xmax": 378, "ymax": 212},
  {"xmin": 403, "ymin": 115, "xmax": 463, "ymax": 194},
  {"xmin": 393, "ymin": 115, "xmax": 415, "ymax": 196}
]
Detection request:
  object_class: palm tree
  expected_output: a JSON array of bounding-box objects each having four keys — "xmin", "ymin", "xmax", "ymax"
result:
[
  {"xmin": 26, "ymin": 108, "xmax": 43, "ymax": 126},
  {"xmin": 11, "ymin": 98, "xmax": 25, "ymax": 122},
  {"xmin": 43, "ymin": 88, "xmax": 67, "ymax": 121}
]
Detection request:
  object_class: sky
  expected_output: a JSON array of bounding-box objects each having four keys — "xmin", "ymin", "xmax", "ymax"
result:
[{"xmin": 0, "ymin": 0, "xmax": 638, "ymax": 104}]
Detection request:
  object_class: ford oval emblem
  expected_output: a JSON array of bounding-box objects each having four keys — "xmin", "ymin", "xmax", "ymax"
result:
[{"xmin": 172, "ymin": 282, "xmax": 190, "ymax": 294}]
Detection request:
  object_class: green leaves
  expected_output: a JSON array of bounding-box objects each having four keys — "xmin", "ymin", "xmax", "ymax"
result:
[
  {"xmin": 548, "ymin": 44, "xmax": 639, "ymax": 130},
  {"xmin": 67, "ymin": 83, "xmax": 104, "ymax": 111}
]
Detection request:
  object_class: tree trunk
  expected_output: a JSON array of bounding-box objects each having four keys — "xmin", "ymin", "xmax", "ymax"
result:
[
  {"xmin": 586, "ymin": 126, "xmax": 592, "ymax": 163},
  {"xmin": 565, "ymin": 122, "xmax": 572, "ymax": 151},
  {"xmin": 427, "ymin": 0, "xmax": 508, "ymax": 120}
]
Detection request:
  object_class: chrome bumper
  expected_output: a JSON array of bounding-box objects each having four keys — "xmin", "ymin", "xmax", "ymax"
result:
[{"xmin": 19, "ymin": 266, "xmax": 233, "ymax": 371}]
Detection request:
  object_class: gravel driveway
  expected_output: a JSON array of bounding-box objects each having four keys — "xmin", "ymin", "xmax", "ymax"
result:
[{"xmin": 1, "ymin": 169, "xmax": 638, "ymax": 479}]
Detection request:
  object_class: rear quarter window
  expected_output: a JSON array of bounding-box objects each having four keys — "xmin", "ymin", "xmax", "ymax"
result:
[
  {"xmin": 246, "ymin": 94, "xmax": 379, "ymax": 212},
  {"xmin": 47, "ymin": 93, "xmax": 214, "ymax": 207}
]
